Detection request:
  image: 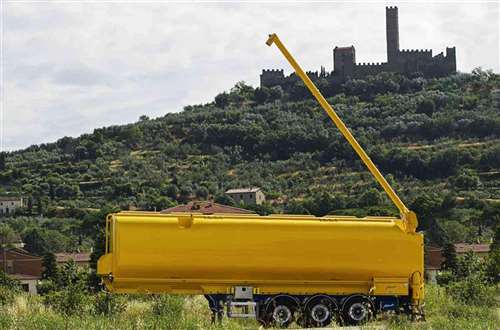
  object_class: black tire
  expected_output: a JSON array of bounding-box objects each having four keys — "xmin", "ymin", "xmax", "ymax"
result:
[
  {"xmin": 261, "ymin": 296, "xmax": 298, "ymax": 328},
  {"xmin": 341, "ymin": 296, "xmax": 374, "ymax": 326},
  {"xmin": 305, "ymin": 295, "xmax": 338, "ymax": 328}
]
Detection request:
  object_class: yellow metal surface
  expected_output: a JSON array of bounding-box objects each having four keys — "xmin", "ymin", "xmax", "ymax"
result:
[
  {"xmin": 98, "ymin": 212, "xmax": 423, "ymax": 299},
  {"xmin": 265, "ymin": 33, "xmax": 418, "ymax": 233}
]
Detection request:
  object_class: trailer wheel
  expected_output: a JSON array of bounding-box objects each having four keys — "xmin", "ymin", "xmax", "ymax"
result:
[
  {"xmin": 259, "ymin": 295, "xmax": 299, "ymax": 328},
  {"xmin": 304, "ymin": 295, "xmax": 338, "ymax": 327},
  {"xmin": 341, "ymin": 296, "xmax": 374, "ymax": 326}
]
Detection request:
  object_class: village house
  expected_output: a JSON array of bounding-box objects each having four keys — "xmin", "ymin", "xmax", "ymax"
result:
[
  {"xmin": 55, "ymin": 252, "xmax": 91, "ymax": 268},
  {"xmin": 0, "ymin": 248, "xmax": 42, "ymax": 294},
  {"xmin": 0, "ymin": 196, "xmax": 23, "ymax": 216},
  {"xmin": 424, "ymin": 243, "xmax": 491, "ymax": 283},
  {"xmin": 425, "ymin": 246, "xmax": 444, "ymax": 284},
  {"xmin": 225, "ymin": 188, "xmax": 266, "ymax": 206},
  {"xmin": 454, "ymin": 243, "xmax": 491, "ymax": 259},
  {"xmin": 161, "ymin": 201, "xmax": 254, "ymax": 215}
]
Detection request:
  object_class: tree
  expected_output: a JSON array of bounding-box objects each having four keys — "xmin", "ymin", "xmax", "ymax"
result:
[
  {"xmin": 0, "ymin": 224, "xmax": 16, "ymax": 248},
  {"xmin": 359, "ymin": 188, "xmax": 382, "ymax": 207},
  {"xmin": 195, "ymin": 187, "xmax": 209, "ymax": 199},
  {"xmin": 165, "ymin": 184, "xmax": 179, "ymax": 200},
  {"xmin": 0, "ymin": 224, "xmax": 17, "ymax": 273},
  {"xmin": 36, "ymin": 195, "xmax": 44, "ymax": 215},
  {"xmin": 269, "ymin": 86, "xmax": 284, "ymax": 101},
  {"xmin": 27, "ymin": 196, "xmax": 33, "ymax": 214},
  {"xmin": 74, "ymin": 145, "xmax": 87, "ymax": 161},
  {"xmin": 416, "ymin": 99, "xmax": 436, "ymax": 116},
  {"xmin": 254, "ymin": 87, "xmax": 270, "ymax": 105},
  {"xmin": 42, "ymin": 252, "xmax": 59, "ymax": 280},
  {"xmin": 453, "ymin": 170, "xmax": 480, "ymax": 190},
  {"xmin": 122, "ymin": 126, "xmax": 143, "ymax": 147},
  {"xmin": 178, "ymin": 186, "xmax": 192, "ymax": 204},
  {"xmin": 0, "ymin": 152, "xmax": 5, "ymax": 171},
  {"xmin": 442, "ymin": 242, "xmax": 458, "ymax": 273},
  {"xmin": 230, "ymin": 81, "xmax": 254, "ymax": 101},
  {"xmin": 214, "ymin": 194, "xmax": 235, "ymax": 206},
  {"xmin": 214, "ymin": 92, "xmax": 230, "ymax": 108}
]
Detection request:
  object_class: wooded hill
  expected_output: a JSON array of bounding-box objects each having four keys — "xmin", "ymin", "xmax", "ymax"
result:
[{"xmin": 1, "ymin": 69, "xmax": 499, "ymax": 247}]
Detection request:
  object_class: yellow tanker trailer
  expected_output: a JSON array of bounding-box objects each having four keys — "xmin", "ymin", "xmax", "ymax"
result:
[{"xmin": 98, "ymin": 34, "xmax": 425, "ymax": 328}]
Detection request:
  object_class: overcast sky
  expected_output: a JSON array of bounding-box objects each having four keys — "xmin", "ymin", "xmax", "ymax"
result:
[{"xmin": 1, "ymin": 1, "xmax": 499, "ymax": 151}]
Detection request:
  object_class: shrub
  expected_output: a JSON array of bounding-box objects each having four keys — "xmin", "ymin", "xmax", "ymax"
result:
[
  {"xmin": 0, "ymin": 285, "xmax": 16, "ymax": 306},
  {"xmin": 93, "ymin": 292, "xmax": 126, "ymax": 315},
  {"xmin": 446, "ymin": 276, "xmax": 496, "ymax": 306},
  {"xmin": 436, "ymin": 270, "xmax": 455, "ymax": 286},
  {"xmin": 36, "ymin": 279, "xmax": 58, "ymax": 295},
  {"xmin": 0, "ymin": 271, "xmax": 20, "ymax": 306},
  {"xmin": 152, "ymin": 294, "xmax": 184, "ymax": 318},
  {"xmin": 43, "ymin": 284, "xmax": 90, "ymax": 315},
  {"xmin": 0, "ymin": 271, "xmax": 20, "ymax": 289}
]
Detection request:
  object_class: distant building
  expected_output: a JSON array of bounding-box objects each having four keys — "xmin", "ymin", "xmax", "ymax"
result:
[
  {"xmin": 0, "ymin": 248, "xmax": 42, "ymax": 294},
  {"xmin": 454, "ymin": 243, "xmax": 490, "ymax": 259},
  {"xmin": 225, "ymin": 188, "xmax": 266, "ymax": 206},
  {"xmin": 161, "ymin": 201, "xmax": 254, "ymax": 215},
  {"xmin": 55, "ymin": 252, "xmax": 91, "ymax": 268},
  {"xmin": 0, "ymin": 196, "xmax": 23, "ymax": 216},
  {"xmin": 425, "ymin": 246, "xmax": 444, "ymax": 284},
  {"xmin": 261, "ymin": 6, "xmax": 456, "ymax": 88},
  {"xmin": 424, "ymin": 243, "xmax": 492, "ymax": 283}
]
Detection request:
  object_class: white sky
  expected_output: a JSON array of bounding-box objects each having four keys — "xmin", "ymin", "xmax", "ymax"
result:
[{"xmin": 1, "ymin": 1, "xmax": 499, "ymax": 151}]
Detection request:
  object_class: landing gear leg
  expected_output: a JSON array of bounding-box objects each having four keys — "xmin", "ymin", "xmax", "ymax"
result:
[
  {"xmin": 210, "ymin": 309, "xmax": 223, "ymax": 323},
  {"xmin": 411, "ymin": 304, "xmax": 425, "ymax": 322}
]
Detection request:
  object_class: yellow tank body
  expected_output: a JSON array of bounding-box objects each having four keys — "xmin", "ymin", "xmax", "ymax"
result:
[{"xmin": 98, "ymin": 211, "xmax": 424, "ymax": 299}]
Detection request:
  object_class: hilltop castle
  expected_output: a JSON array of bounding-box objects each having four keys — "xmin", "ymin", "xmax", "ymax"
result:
[{"xmin": 261, "ymin": 6, "xmax": 456, "ymax": 88}]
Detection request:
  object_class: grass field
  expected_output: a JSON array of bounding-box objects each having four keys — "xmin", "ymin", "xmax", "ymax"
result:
[{"xmin": 0, "ymin": 285, "xmax": 498, "ymax": 330}]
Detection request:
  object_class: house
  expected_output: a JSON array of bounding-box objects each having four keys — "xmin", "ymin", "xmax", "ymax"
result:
[
  {"xmin": 161, "ymin": 201, "xmax": 254, "ymax": 215},
  {"xmin": 0, "ymin": 248, "xmax": 42, "ymax": 294},
  {"xmin": 0, "ymin": 196, "xmax": 23, "ymax": 216},
  {"xmin": 425, "ymin": 246, "xmax": 444, "ymax": 284},
  {"xmin": 424, "ymin": 243, "xmax": 492, "ymax": 283},
  {"xmin": 225, "ymin": 188, "xmax": 266, "ymax": 206},
  {"xmin": 55, "ymin": 252, "xmax": 91, "ymax": 268},
  {"xmin": 454, "ymin": 243, "xmax": 490, "ymax": 259}
]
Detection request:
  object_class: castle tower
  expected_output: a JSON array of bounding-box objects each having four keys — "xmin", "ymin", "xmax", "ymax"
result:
[
  {"xmin": 333, "ymin": 46, "xmax": 356, "ymax": 79},
  {"xmin": 386, "ymin": 6, "xmax": 400, "ymax": 63}
]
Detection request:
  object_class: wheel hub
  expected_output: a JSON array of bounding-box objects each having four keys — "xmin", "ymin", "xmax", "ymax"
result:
[
  {"xmin": 311, "ymin": 304, "xmax": 330, "ymax": 323},
  {"xmin": 272, "ymin": 305, "xmax": 292, "ymax": 325},
  {"xmin": 348, "ymin": 302, "xmax": 368, "ymax": 321}
]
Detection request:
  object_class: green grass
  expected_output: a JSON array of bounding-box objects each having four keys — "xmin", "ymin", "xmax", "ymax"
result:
[{"xmin": 0, "ymin": 286, "xmax": 497, "ymax": 329}]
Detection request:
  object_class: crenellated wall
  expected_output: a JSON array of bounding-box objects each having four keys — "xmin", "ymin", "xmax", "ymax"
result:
[
  {"xmin": 260, "ymin": 69, "xmax": 285, "ymax": 87},
  {"xmin": 260, "ymin": 6, "xmax": 457, "ymax": 88}
]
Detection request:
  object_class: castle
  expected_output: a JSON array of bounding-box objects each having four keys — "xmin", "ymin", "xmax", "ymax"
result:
[{"xmin": 261, "ymin": 6, "xmax": 456, "ymax": 88}]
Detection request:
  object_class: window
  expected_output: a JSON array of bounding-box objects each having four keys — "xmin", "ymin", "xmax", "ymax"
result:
[{"xmin": 22, "ymin": 284, "xmax": 29, "ymax": 292}]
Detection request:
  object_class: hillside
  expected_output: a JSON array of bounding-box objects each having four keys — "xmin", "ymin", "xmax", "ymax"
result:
[{"xmin": 1, "ymin": 69, "xmax": 499, "ymax": 247}]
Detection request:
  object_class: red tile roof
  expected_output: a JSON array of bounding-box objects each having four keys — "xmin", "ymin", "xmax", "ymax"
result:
[
  {"xmin": 161, "ymin": 201, "xmax": 254, "ymax": 215},
  {"xmin": 55, "ymin": 253, "xmax": 91, "ymax": 263},
  {"xmin": 454, "ymin": 243, "xmax": 490, "ymax": 253}
]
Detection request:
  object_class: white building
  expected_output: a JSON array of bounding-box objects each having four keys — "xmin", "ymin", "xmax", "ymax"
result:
[
  {"xmin": 225, "ymin": 188, "xmax": 266, "ymax": 206},
  {"xmin": 0, "ymin": 197, "xmax": 23, "ymax": 215}
]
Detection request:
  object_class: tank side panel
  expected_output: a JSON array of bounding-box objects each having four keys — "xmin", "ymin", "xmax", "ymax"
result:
[{"xmin": 113, "ymin": 216, "xmax": 422, "ymax": 285}]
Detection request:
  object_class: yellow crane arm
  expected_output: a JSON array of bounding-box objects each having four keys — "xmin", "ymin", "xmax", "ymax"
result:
[{"xmin": 266, "ymin": 33, "xmax": 418, "ymax": 233}]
